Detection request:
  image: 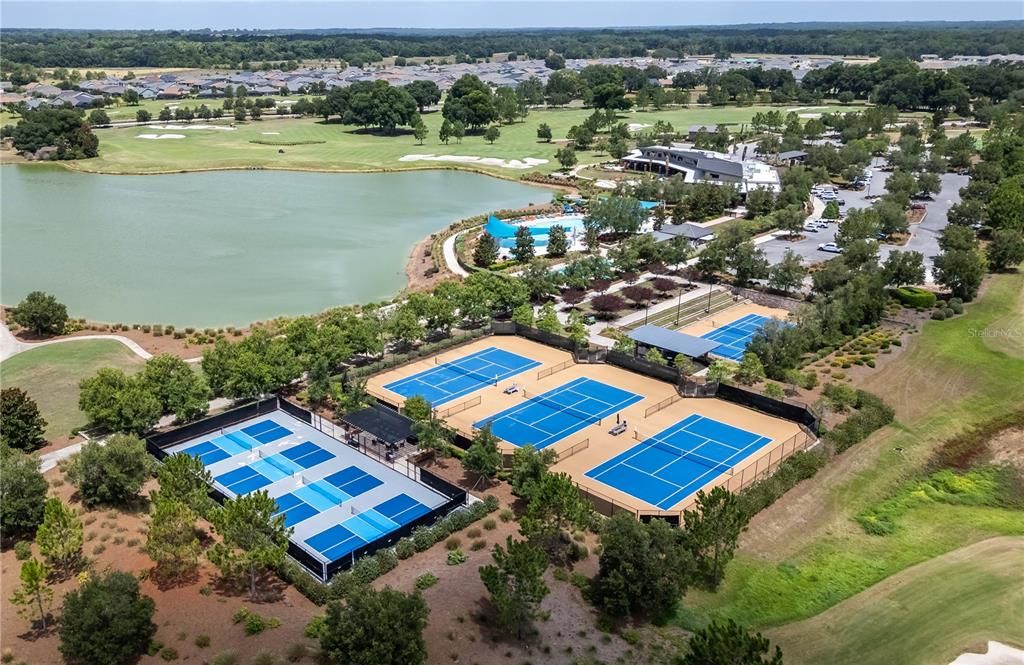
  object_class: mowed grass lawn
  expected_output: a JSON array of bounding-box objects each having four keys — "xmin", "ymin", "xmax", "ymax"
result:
[
  {"xmin": 0, "ymin": 340, "xmax": 144, "ymax": 439},
  {"xmin": 74, "ymin": 104, "xmax": 860, "ymax": 176},
  {"xmin": 675, "ymin": 271, "xmax": 1024, "ymax": 631},
  {"xmin": 766, "ymin": 536, "xmax": 1024, "ymax": 665}
]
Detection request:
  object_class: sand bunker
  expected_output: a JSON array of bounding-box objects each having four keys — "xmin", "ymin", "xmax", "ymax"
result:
[
  {"xmin": 399, "ymin": 154, "xmax": 549, "ymax": 170},
  {"xmin": 147, "ymin": 124, "xmax": 237, "ymax": 131},
  {"xmin": 627, "ymin": 123, "xmax": 652, "ymax": 132},
  {"xmin": 136, "ymin": 133, "xmax": 186, "ymax": 140},
  {"xmin": 950, "ymin": 641, "xmax": 1024, "ymax": 665},
  {"xmin": 261, "ymin": 132, "xmax": 281, "ymax": 135}
]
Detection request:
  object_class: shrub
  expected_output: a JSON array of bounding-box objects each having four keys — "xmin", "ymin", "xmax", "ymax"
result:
[
  {"xmin": 194, "ymin": 635, "xmax": 211, "ymax": 648},
  {"xmin": 483, "ymin": 518, "xmax": 497, "ymax": 531},
  {"xmin": 466, "ymin": 527, "xmax": 482, "ymax": 539},
  {"xmin": 277, "ymin": 559, "xmax": 328, "ymax": 605},
  {"xmin": 376, "ymin": 549, "xmax": 399, "ymax": 574},
  {"xmin": 159, "ymin": 647, "xmax": 178, "ymax": 661},
  {"xmin": 445, "ymin": 537, "xmax": 461, "ymax": 551},
  {"xmin": 482, "ymin": 495, "xmax": 500, "ymax": 512},
  {"xmin": 211, "ymin": 651, "xmax": 239, "ymax": 665},
  {"xmin": 13, "ymin": 541, "xmax": 32, "ymax": 560},
  {"xmin": 395, "ymin": 538, "xmax": 416, "ymax": 560},
  {"xmin": 893, "ymin": 286, "xmax": 936, "ymax": 309},
  {"xmin": 285, "ymin": 643, "xmax": 308, "ymax": 663},
  {"xmin": 304, "ymin": 616, "xmax": 326, "ymax": 639},
  {"xmin": 470, "ymin": 539, "xmax": 487, "ymax": 551},
  {"xmin": 412, "ymin": 525, "xmax": 435, "ymax": 552},
  {"xmin": 739, "ymin": 449, "xmax": 828, "ymax": 516},
  {"xmin": 252, "ymin": 651, "xmax": 279, "ymax": 665},
  {"xmin": 350, "ymin": 556, "xmax": 381, "ymax": 585},
  {"xmin": 415, "ymin": 572, "xmax": 439, "ymax": 590},
  {"xmin": 498, "ymin": 509, "xmax": 514, "ymax": 523},
  {"xmin": 825, "ymin": 391, "xmax": 895, "ymax": 453},
  {"xmin": 447, "ymin": 549, "xmax": 467, "ymax": 565},
  {"xmin": 148, "ymin": 641, "xmax": 164, "ymax": 657},
  {"xmin": 931, "ymin": 309, "xmax": 947, "ymax": 320}
]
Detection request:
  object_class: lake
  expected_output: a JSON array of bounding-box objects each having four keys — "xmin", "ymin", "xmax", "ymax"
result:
[{"xmin": 1, "ymin": 166, "xmax": 544, "ymax": 326}]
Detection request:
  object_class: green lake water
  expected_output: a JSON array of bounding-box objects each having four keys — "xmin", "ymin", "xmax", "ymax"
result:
[{"xmin": 1, "ymin": 166, "xmax": 544, "ymax": 326}]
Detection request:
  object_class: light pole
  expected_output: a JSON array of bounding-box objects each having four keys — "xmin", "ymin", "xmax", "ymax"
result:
[
  {"xmin": 675, "ymin": 287, "xmax": 684, "ymax": 325},
  {"xmin": 706, "ymin": 282, "xmax": 713, "ymax": 313}
]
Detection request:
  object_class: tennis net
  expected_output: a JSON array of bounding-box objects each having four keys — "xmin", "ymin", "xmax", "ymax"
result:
[
  {"xmin": 256, "ymin": 449, "xmax": 299, "ymax": 476},
  {"xmin": 523, "ymin": 390, "xmax": 602, "ymax": 426},
  {"xmin": 642, "ymin": 437, "xmax": 734, "ymax": 476},
  {"xmin": 437, "ymin": 357, "xmax": 499, "ymax": 385}
]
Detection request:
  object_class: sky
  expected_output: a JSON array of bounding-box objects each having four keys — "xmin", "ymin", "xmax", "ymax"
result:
[{"xmin": 1, "ymin": 1, "xmax": 1021, "ymax": 31}]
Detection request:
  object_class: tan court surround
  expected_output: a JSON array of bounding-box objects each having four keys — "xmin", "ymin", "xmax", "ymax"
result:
[
  {"xmin": 678, "ymin": 301, "xmax": 792, "ymax": 338},
  {"xmin": 366, "ymin": 336, "xmax": 812, "ymax": 517}
]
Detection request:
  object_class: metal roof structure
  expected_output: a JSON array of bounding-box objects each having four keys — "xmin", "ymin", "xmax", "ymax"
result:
[{"xmin": 627, "ymin": 324, "xmax": 722, "ymax": 358}]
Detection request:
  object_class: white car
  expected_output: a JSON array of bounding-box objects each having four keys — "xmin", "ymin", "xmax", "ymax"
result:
[
  {"xmin": 802, "ymin": 223, "xmax": 819, "ymax": 233},
  {"xmin": 818, "ymin": 242, "xmax": 843, "ymax": 253}
]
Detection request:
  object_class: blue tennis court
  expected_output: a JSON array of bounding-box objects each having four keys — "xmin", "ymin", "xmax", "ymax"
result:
[
  {"xmin": 704, "ymin": 313, "xmax": 774, "ymax": 360},
  {"xmin": 474, "ymin": 377, "xmax": 642, "ymax": 449},
  {"xmin": 700, "ymin": 314, "xmax": 774, "ymax": 361},
  {"xmin": 585, "ymin": 414, "xmax": 772, "ymax": 509},
  {"xmin": 383, "ymin": 346, "xmax": 540, "ymax": 406}
]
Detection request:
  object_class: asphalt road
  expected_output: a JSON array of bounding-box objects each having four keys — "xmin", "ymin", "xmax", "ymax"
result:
[{"xmin": 759, "ymin": 161, "xmax": 968, "ymax": 282}]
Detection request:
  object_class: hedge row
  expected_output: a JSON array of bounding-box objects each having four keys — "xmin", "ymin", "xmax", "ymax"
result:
[
  {"xmin": 824, "ymin": 390, "xmax": 895, "ymax": 453},
  {"xmin": 346, "ymin": 328, "xmax": 490, "ymax": 383},
  {"xmin": 738, "ymin": 449, "xmax": 828, "ymax": 516},
  {"xmin": 279, "ymin": 495, "xmax": 500, "ymax": 605},
  {"xmin": 893, "ymin": 286, "xmax": 937, "ymax": 309}
]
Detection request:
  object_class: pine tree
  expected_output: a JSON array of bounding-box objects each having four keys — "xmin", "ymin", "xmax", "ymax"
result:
[{"xmin": 479, "ymin": 537, "xmax": 549, "ymax": 637}]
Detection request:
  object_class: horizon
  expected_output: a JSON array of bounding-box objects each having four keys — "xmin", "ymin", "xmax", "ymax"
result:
[{"xmin": 2, "ymin": 1, "xmax": 1022, "ymax": 31}]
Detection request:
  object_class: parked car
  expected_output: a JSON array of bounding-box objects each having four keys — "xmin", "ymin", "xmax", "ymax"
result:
[
  {"xmin": 818, "ymin": 242, "xmax": 843, "ymax": 253},
  {"xmin": 837, "ymin": 199, "xmax": 847, "ymax": 206},
  {"xmin": 802, "ymin": 223, "xmax": 819, "ymax": 232},
  {"xmin": 910, "ymin": 202, "xmax": 926, "ymax": 210}
]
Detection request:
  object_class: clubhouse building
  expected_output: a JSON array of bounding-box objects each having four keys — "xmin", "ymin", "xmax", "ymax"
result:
[{"xmin": 621, "ymin": 146, "xmax": 781, "ymax": 194}]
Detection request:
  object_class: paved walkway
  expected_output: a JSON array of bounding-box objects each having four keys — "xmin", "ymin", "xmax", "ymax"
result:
[
  {"xmin": 442, "ymin": 233, "xmax": 470, "ymax": 277},
  {"xmin": 0, "ymin": 322, "xmax": 201, "ymax": 363}
]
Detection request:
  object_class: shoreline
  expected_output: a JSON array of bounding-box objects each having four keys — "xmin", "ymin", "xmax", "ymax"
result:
[
  {"xmin": 3, "ymin": 160, "xmax": 578, "ymax": 329},
  {"xmin": 2, "ymin": 152, "xmax": 569, "ymax": 190}
]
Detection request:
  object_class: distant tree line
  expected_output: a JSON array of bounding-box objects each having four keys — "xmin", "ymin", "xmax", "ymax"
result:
[{"xmin": 2, "ymin": 24, "xmax": 1023, "ymax": 68}]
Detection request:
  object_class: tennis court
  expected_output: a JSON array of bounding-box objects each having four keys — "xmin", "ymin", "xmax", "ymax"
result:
[
  {"xmin": 584, "ymin": 413, "xmax": 772, "ymax": 509},
  {"xmin": 164, "ymin": 409, "xmax": 447, "ymax": 568},
  {"xmin": 383, "ymin": 346, "xmax": 540, "ymax": 406},
  {"xmin": 474, "ymin": 377, "xmax": 643, "ymax": 450},
  {"xmin": 701, "ymin": 313, "xmax": 773, "ymax": 361}
]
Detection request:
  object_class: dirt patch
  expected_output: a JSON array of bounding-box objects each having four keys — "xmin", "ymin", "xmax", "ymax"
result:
[
  {"xmin": 1, "ymin": 473, "xmax": 319, "ymax": 665},
  {"xmin": 986, "ymin": 427, "xmax": 1024, "ymax": 472},
  {"xmin": 404, "ymin": 233, "xmax": 456, "ymax": 293},
  {"xmin": 374, "ymin": 458, "xmax": 673, "ymax": 665}
]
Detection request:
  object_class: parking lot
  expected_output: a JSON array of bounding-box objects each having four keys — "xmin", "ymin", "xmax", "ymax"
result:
[{"xmin": 758, "ymin": 160, "xmax": 968, "ymax": 281}]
